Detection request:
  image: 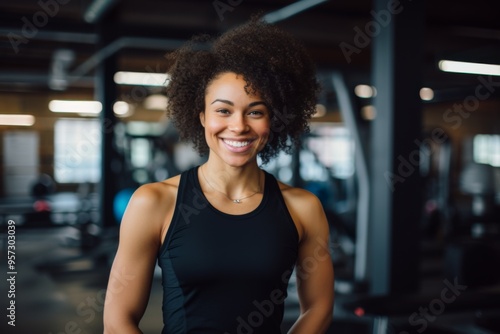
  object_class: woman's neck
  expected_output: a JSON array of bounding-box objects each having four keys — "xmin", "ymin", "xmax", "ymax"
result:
[{"xmin": 201, "ymin": 159, "xmax": 262, "ymax": 198}]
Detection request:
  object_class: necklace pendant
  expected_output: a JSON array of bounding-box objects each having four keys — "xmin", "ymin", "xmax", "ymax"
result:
[{"xmin": 233, "ymin": 199, "xmax": 242, "ymax": 204}]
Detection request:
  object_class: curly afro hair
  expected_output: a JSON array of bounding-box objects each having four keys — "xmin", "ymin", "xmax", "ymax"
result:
[{"xmin": 165, "ymin": 18, "xmax": 320, "ymax": 164}]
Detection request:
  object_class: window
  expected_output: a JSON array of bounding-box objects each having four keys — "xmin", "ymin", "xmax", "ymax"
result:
[
  {"xmin": 54, "ymin": 119, "xmax": 101, "ymax": 183},
  {"xmin": 473, "ymin": 134, "xmax": 500, "ymax": 167},
  {"xmin": 262, "ymin": 123, "xmax": 355, "ymax": 183},
  {"xmin": 130, "ymin": 138, "xmax": 151, "ymax": 168},
  {"xmin": 3, "ymin": 131, "xmax": 39, "ymax": 196},
  {"xmin": 305, "ymin": 123, "xmax": 355, "ymax": 179}
]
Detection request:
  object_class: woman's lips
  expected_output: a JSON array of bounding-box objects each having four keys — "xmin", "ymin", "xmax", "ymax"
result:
[{"xmin": 221, "ymin": 138, "xmax": 255, "ymax": 152}]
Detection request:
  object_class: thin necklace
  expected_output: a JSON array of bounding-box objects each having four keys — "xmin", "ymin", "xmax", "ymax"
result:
[{"xmin": 200, "ymin": 166, "xmax": 262, "ymax": 204}]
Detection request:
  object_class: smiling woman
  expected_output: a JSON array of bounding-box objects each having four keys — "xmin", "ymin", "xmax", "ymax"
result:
[
  {"xmin": 165, "ymin": 18, "xmax": 320, "ymax": 165},
  {"xmin": 103, "ymin": 18, "xmax": 334, "ymax": 334}
]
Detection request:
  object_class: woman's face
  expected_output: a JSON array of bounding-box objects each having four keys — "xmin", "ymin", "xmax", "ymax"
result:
[{"xmin": 200, "ymin": 72, "xmax": 270, "ymax": 167}]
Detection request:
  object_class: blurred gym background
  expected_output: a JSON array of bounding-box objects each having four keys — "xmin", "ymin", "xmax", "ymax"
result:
[{"xmin": 1, "ymin": 0, "xmax": 500, "ymax": 333}]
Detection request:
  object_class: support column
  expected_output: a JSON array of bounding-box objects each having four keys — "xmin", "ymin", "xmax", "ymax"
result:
[
  {"xmin": 96, "ymin": 20, "xmax": 119, "ymax": 228},
  {"xmin": 368, "ymin": 0, "xmax": 424, "ymax": 294}
]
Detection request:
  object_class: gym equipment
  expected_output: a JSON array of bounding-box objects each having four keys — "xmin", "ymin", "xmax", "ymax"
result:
[
  {"xmin": 343, "ymin": 290, "xmax": 500, "ymax": 334},
  {"xmin": 31, "ymin": 173, "xmax": 56, "ymax": 198},
  {"xmin": 444, "ymin": 239, "xmax": 500, "ymax": 288},
  {"xmin": 459, "ymin": 162, "xmax": 499, "ymax": 229},
  {"xmin": 420, "ymin": 129, "xmax": 454, "ymax": 238},
  {"xmin": 113, "ymin": 188, "xmax": 135, "ymax": 223}
]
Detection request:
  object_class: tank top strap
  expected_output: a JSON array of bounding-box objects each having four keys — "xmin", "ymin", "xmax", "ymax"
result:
[
  {"xmin": 263, "ymin": 170, "xmax": 298, "ymax": 235},
  {"xmin": 158, "ymin": 168, "xmax": 191, "ymax": 255},
  {"xmin": 263, "ymin": 170, "xmax": 286, "ymax": 206}
]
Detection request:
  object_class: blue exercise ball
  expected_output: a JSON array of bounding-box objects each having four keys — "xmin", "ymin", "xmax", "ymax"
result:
[{"xmin": 113, "ymin": 188, "xmax": 135, "ymax": 223}]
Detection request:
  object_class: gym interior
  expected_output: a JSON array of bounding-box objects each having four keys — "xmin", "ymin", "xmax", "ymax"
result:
[{"xmin": 1, "ymin": 0, "xmax": 500, "ymax": 333}]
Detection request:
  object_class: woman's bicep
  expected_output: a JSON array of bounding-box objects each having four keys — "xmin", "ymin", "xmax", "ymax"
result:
[{"xmin": 295, "ymin": 194, "xmax": 334, "ymax": 312}]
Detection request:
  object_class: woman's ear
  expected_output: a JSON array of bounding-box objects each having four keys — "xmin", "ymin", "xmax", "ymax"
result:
[{"xmin": 199, "ymin": 112, "xmax": 205, "ymax": 127}]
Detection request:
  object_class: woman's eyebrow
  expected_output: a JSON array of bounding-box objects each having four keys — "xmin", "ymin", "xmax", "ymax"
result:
[
  {"xmin": 211, "ymin": 99, "xmax": 233, "ymax": 105},
  {"xmin": 211, "ymin": 99, "xmax": 268, "ymax": 108},
  {"xmin": 248, "ymin": 101, "xmax": 267, "ymax": 108}
]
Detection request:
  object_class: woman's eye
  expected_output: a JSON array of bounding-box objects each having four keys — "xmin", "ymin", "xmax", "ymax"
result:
[
  {"xmin": 249, "ymin": 110, "xmax": 264, "ymax": 116},
  {"xmin": 216, "ymin": 109, "xmax": 230, "ymax": 114}
]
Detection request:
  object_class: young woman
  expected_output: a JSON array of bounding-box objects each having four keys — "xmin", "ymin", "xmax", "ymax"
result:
[{"xmin": 103, "ymin": 19, "xmax": 334, "ymax": 334}]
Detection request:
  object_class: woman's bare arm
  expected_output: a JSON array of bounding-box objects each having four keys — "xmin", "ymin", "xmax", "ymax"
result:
[
  {"xmin": 285, "ymin": 189, "xmax": 334, "ymax": 334},
  {"xmin": 103, "ymin": 183, "xmax": 171, "ymax": 333}
]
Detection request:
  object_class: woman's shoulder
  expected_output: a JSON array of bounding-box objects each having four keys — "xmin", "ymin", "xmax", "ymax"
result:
[
  {"xmin": 277, "ymin": 180, "xmax": 326, "ymax": 236},
  {"xmin": 121, "ymin": 174, "xmax": 182, "ymax": 237},
  {"xmin": 130, "ymin": 174, "xmax": 182, "ymax": 207},
  {"xmin": 278, "ymin": 180, "xmax": 320, "ymax": 205}
]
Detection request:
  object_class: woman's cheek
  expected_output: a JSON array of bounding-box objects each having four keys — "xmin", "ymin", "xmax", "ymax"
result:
[{"xmin": 259, "ymin": 130, "xmax": 271, "ymax": 150}]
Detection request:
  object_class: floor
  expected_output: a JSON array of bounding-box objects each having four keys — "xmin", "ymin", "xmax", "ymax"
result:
[{"xmin": 1, "ymin": 226, "xmax": 499, "ymax": 334}]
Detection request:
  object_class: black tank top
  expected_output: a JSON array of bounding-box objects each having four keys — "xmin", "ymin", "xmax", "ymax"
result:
[{"xmin": 157, "ymin": 166, "xmax": 299, "ymax": 334}]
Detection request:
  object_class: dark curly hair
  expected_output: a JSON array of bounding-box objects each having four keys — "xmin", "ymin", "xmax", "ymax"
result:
[{"xmin": 165, "ymin": 18, "xmax": 320, "ymax": 164}]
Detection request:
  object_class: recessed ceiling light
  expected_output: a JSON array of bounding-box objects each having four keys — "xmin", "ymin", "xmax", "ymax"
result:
[
  {"xmin": 419, "ymin": 87, "xmax": 434, "ymax": 101},
  {"xmin": 144, "ymin": 94, "xmax": 168, "ymax": 110},
  {"xmin": 438, "ymin": 60, "xmax": 500, "ymax": 76},
  {"xmin": 354, "ymin": 85, "xmax": 376, "ymax": 98},
  {"xmin": 313, "ymin": 104, "xmax": 327, "ymax": 118},
  {"xmin": 0, "ymin": 114, "xmax": 35, "ymax": 126},
  {"xmin": 49, "ymin": 100, "xmax": 102, "ymax": 114},
  {"xmin": 113, "ymin": 101, "xmax": 133, "ymax": 116},
  {"xmin": 361, "ymin": 105, "xmax": 376, "ymax": 120},
  {"xmin": 114, "ymin": 71, "xmax": 170, "ymax": 86}
]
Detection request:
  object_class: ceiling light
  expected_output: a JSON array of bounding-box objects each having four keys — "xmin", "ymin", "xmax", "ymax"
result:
[
  {"xmin": 419, "ymin": 87, "xmax": 434, "ymax": 101},
  {"xmin": 113, "ymin": 101, "xmax": 134, "ymax": 117},
  {"xmin": 49, "ymin": 100, "xmax": 102, "ymax": 114},
  {"xmin": 114, "ymin": 71, "xmax": 170, "ymax": 86},
  {"xmin": 313, "ymin": 104, "xmax": 326, "ymax": 118},
  {"xmin": 354, "ymin": 85, "xmax": 376, "ymax": 98},
  {"xmin": 0, "ymin": 114, "xmax": 35, "ymax": 126},
  {"xmin": 144, "ymin": 94, "xmax": 168, "ymax": 110},
  {"xmin": 361, "ymin": 105, "xmax": 376, "ymax": 120},
  {"xmin": 438, "ymin": 60, "xmax": 500, "ymax": 76}
]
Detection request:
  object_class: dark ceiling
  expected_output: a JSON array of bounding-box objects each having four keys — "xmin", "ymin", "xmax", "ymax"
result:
[{"xmin": 1, "ymin": 0, "xmax": 499, "ymax": 100}]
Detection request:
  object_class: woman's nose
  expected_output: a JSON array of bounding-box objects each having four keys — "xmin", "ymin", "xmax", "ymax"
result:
[{"xmin": 228, "ymin": 113, "xmax": 249, "ymax": 133}]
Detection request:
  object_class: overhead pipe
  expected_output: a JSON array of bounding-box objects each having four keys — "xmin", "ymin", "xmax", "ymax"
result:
[
  {"xmin": 64, "ymin": 0, "xmax": 327, "ymax": 87},
  {"xmin": 0, "ymin": 27, "xmax": 97, "ymax": 44},
  {"xmin": 84, "ymin": 0, "xmax": 121, "ymax": 24},
  {"xmin": 67, "ymin": 37, "xmax": 205, "ymax": 85},
  {"xmin": 262, "ymin": 0, "xmax": 328, "ymax": 23}
]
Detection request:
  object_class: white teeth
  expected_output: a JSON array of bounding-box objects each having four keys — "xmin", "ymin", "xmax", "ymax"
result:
[{"xmin": 223, "ymin": 139, "xmax": 250, "ymax": 148}]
